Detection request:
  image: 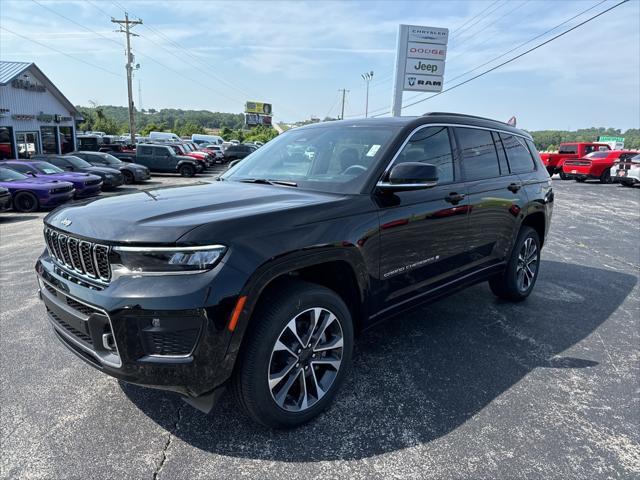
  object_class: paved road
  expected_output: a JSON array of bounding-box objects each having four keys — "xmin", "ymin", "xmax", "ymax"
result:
[{"xmin": 1, "ymin": 177, "xmax": 638, "ymax": 479}]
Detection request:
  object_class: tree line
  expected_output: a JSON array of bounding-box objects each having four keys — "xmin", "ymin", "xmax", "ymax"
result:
[{"xmin": 76, "ymin": 105, "xmax": 639, "ymax": 151}]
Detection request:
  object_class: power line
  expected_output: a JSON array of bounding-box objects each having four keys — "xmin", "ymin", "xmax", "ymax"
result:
[
  {"xmin": 402, "ymin": 0, "xmax": 609, "ymax": 107},
  {"xmin": 451, "ymin": 0, "xmax": 502, "ymax": 34},
  {"xmin": 450, "ymin": 0, "xmax": 501, "ymax": 35},
  {"xmin": 449, "ymin": 0, "xmax": 532, "ymax": 54},
  {"xmin": 0, "ymin": 26, "xmax": 122, "ymax": 77},
  {"xmin": 400, "ymin": 0, "xmax": 629, "ymax": 111}
]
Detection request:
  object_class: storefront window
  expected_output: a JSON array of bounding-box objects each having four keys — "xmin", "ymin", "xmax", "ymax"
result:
[
  {"xmin": 16, "ymin": 132, "xmax": 40, "ymax": 159},
  {"xmin": 0, "ymin": 126, "xmax": 14, "ymax": 159},
  {"xmin": 40, "ymin": 126, "xmax": 59, "ymax": 154},
  {"xmin": 59, "ymin": 126, "xmax": 75, "ymax": 153}
]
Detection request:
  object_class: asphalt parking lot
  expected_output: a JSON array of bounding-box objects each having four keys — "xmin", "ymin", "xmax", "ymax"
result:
[{"xmin": 1, "ymin": 176, "xmax": 638, "ymax": 479}]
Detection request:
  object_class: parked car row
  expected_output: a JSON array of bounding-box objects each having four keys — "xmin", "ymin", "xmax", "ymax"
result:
[
  {"xmin": 540, "ymin": 142, "xmax": 639, "ymax": 187},
  {"xmin": 0, "ymin": 151, "xmax": 153, "ymax": 212}
]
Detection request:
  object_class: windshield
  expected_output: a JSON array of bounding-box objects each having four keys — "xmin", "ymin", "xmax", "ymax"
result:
[
  {"xmin": 0, "ymin": 167, "xmax": 28, "ymax": 182},
  {"xmin": 101, "ymin": 154, "xmax": 123, "ymax": 165},
  {"xmin": 221, "ymin": 124, "xmax": 399, "ymax": 193},
  {"xmin": 65, "ymin": 156, "xmax": 92, "ymax": 168},
  {"xmin": 34, "ymin": 161, "xmax": 64, "ymax": 174},
  {"xmin": 630, "ymin": 154, "xmax": 640, "ymax": 163}
]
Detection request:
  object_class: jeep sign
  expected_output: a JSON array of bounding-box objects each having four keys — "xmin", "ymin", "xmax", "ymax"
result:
[{"xmin": 392, "ymin": 24, "xmax": 449, "ymax": 116}]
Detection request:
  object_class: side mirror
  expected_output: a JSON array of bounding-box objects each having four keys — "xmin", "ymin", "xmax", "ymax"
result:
[
  {"xmin": 379, "ymin": 162, "xmax": 438, "ymax": 191},
  {"xmin": 26, "ymin": 171, "xmax": 36, "ymax": 177}
]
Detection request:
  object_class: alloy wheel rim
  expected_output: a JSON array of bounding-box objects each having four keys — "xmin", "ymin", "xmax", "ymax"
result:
[
  {"xmin": 516, "ymin": 237, "xmax": 538, "ymax": 292},
  {"xmin": 268, "ymin": 307, "xmax": 344, "ymax": 412}
]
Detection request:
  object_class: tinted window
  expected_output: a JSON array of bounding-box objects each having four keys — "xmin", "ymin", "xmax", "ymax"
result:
[
  {"xmin": 492, "ymin": 132, "xmax": 510, "ymax": 175},
  {"xmin": 138, "ymin": 146, "xmax": 152, "ymax": 155},
  {"xmin": 455, "ymin": 128, "xmax": 500, "ymax": 181},
  {"xmin": 500, "ymin": 133, "xmax": 536, "ymax": 173},
  {"xmin": 394, "ymin": 126, "xmax": 454, "ymax": 183},
  {"xmin": 558, "ymin": 145, "xmax": 577, "ymax": 154},
  {"xmin": 47, "ymin": 157, "xmax": 69, "ymax": 167},
  {"xmin": 585, "ymin": 151, "xmax": 610, "ymax": 159}
]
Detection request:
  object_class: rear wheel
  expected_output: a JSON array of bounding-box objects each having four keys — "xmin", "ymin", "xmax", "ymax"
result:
[
  {"xmin": 489, "ymin": 226, "xmax": 541, "ymax": 301},
  {"xmin": 179, "ymin": 164, "xmax": 195, "ymax": 177},
  {"xmin": 600, "ymin": 169, "xmax": 612, "ymax": 184},
  {"xmin": 232, "ymin": 281, "xmax": 353, "ymax": 428},
  {"xmin": 122, "ymin": 170, "xmax": 135, "ymax": 184},
  {"xmin": 559, "ymin": 171, "xmax": 569, "ymax": 180},
  {"xmin": 13, "ymin": 191, "xmax": 39, "ymax": 212}
]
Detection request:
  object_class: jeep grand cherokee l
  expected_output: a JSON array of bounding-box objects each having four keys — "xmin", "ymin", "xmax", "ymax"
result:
[{"xmin": 36, "ymin": 113, "xmax": 553, "ymax": 428}]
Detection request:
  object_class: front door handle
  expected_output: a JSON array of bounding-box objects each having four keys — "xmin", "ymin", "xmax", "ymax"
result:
[
  {"xmin": 508, "ymin": 182, "xmax": 522, "ymax": 193},
  {"xmin": 445, "ymin": 192, "xmax": 465, "ymax": 204}
]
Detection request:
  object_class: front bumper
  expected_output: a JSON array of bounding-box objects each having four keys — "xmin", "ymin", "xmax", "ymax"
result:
[
  {"xmin": 75, "ymin": 185, "xmax": 103, "ymax": 198},
  {"xmin": 35, "ymin": 251, "xmax": 244, "ymax": 399},
  {"xmin": 0, "ymin": 193, "xmax": 11, "ymax": 211},
  {"xmin": 134, "ymin": 169, "xmax": 151, "ymax": 181},
  {"xmin": 102, "ymin": 176, "xmax": 124, "ymax": 188}
]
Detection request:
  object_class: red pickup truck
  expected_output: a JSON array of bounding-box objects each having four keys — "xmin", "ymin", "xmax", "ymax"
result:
[{"xmin": 540, "ymin": 142, "xmax": 611, "ymax": 179}]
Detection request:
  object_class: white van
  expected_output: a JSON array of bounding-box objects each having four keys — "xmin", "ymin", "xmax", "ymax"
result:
[
  {"xmin": 191, "ymin": 134, "xmax": 223, "ymax": 145},
  {"xmin": 149, "ymin": 131, "xmax": 181, "ymax": 142}
]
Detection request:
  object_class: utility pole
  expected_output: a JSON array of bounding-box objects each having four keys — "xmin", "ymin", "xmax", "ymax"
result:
[
  {"xmin": 112, "ymin": 13, "xmax": 142, "ymax": 144},
  {"xmin": 361, "ymin": 71, "xmax": 374, "ymax": 118},
  {"xmin": 338, "ymin": 89, "xmax": 349, "ymax": 120},
  {"xmin": 138, "ymin": 80, "xmax": 142, "ymax": 112}
]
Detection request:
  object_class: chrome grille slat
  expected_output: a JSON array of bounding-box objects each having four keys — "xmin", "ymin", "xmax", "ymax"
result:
[{"xmin": 44, "ymin": 227, "xmax": 111, "ymax": 284}]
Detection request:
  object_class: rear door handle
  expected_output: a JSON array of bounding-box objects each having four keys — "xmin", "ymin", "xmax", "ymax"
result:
[
  {"xmin": 508, "ymin": 183, "xmax": 522, "ymax": 193},
  {"xmin": 445, "ymin": 192, "xmax": 465, "ymax": 204}
]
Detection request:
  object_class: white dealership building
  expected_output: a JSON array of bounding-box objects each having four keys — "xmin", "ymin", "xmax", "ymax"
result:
[{"xmin": 0, "ymin": 61, "xmax": 81, "ymax": 160}]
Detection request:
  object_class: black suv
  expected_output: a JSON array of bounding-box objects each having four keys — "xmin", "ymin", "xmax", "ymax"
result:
[
  {"xmin": 134, "ymin": 144, "xmax": 201, "ymax": 176},
  {"xmin": 36, "ymin": 113, "xmax": 553, "ymax": 428}
]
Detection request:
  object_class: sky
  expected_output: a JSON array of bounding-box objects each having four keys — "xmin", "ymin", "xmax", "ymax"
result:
[{"xmin": 1, "ymin": 0, "xmax": 639, "ymax": 131}]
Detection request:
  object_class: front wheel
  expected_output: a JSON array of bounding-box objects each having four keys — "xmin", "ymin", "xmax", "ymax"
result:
[
  {"xmin": 232, "ymin": 281, "xmax": 353, "ymax": 428},
  {"xmin": 489, "ymin": 226, "xmax": 541, "ymax": 301},
  {"xmin": 13, "ymin": 191, "xmax": 39, "ymax": 212},
  {"xmin": 179, "ymin": 164, "xmax": 195, "ymax": 177},
  {"xmin": 122, "ymin": 170, "xmax": 135, "ymax": 184}
]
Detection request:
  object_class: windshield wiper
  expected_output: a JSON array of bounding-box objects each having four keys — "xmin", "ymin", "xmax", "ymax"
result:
[{"xmin": 237, "ymin": 178, "xmax": 297, "ymax": 187}]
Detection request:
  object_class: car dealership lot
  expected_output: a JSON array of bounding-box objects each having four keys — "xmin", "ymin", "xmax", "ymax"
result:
[{"xmin": 1, "ymin": 178, "xmax": 638, "ymax": 479}]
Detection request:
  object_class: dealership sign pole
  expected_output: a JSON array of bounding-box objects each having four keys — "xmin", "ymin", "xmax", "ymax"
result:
[{"xmin": 391, "ymin": 25, "xmax": 449, "ymax": 117}]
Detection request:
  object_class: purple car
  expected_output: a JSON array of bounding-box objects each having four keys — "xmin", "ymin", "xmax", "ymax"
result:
[
  {"xmin": 3, "ymin": 160, "xmax": 102, "ymax": 199},
  {"xmin": 0, "ymin": 167, "xmax": 74, "ymax": 212}
]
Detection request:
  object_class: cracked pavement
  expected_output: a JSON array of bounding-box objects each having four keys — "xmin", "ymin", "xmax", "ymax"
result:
[{"xmin": 1, "ymin": 176, "xmax": 639, "ymax": 479}]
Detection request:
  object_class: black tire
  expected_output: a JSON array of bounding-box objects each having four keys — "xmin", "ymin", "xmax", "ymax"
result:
[
  {"xmin": 13, "ymin": 191, "xmax": 39, "ymax": 212},
  {"xmin": 559, "ymin": 171, "xmax": 569, "ymax": 180},
  {"xmin": 122, "ymin": 170, "xmax": 135, "ymax": 184},
  {"xmin": 575, "ymin": 177, "xmax": 586, "ymax": 183},
  {"xmin": 599, "ymin": 169, "xmax": 612, "ymax": 184},
  {"xmin": 232, "ymin": 281, "xmax": 354, "ymax": 428},
  {"xmin": 489, "ymin": 226, "xmax": 541, "ymax": 301},
  {"xmin": 179, "ymin": 164, "xmax": 195, "ymax": 177}
]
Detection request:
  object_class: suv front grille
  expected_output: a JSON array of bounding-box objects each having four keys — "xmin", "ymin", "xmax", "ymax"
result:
[{"xmin": 44, "ymin": 227, "xmax": 111, "ymax": 283}]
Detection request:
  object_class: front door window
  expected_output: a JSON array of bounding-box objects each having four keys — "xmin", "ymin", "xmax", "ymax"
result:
[{"xmin": 16, "ymin": 132, "xmax": 39, "ymax": 159}]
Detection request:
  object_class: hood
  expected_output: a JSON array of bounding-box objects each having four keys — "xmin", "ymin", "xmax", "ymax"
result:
[
  {"xmin": 2, "ymin": 177, "xmax": 72, "ymax": 188},
  {"xmin": 44, "ymin": 181, "xmax": 347, "ymax": 243},
  {"xmin": 126, "ymin": 162, "xmax": 148, "ymax": 170}
]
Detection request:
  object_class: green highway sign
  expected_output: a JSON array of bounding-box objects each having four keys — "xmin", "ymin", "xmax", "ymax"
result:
[{"xmin": 598, "ymin": 136, "xmax": 625, "ymax": 142}]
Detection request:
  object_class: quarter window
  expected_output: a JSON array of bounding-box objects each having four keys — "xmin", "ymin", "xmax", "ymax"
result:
[
  {"xmin": 500, "ymin": 133, "xmax": 536, "ymax": 173},
  {"xmin": 455, "ymin": 127, "xmax": 500, "ymax": 181},
  {"xmin": 394, "ymin": 126, "xmax": 454, "ymax": 183},
  {"xmin": 558, "ymin": 145, "xmax": 577, "ymax": 154}
]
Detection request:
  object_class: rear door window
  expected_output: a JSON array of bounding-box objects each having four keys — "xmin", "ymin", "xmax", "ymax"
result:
[
  {"xmin": 455, "ymin": 127, "xmax": 500, "ymax": 181},
  {"xmin": 139, "ymin": 146, "xmax": 152, "ymax": 155},
  {"xmin": 499, "ymin": 133, "xmax": 536, "ymax": 173},
  {"xmin": 558, "ymin": 145, "xmax": 578, "ymax": 154}
]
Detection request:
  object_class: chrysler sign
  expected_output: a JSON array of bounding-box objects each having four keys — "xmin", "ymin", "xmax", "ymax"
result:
[{"xmin": 391, "ymin": 24, "xmax": 449, "ymax": 116}]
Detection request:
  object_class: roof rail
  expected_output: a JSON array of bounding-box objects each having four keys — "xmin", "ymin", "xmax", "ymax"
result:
[{"xmin": 422, "ymin": 112, "xmax": 509, "ymax": 125}]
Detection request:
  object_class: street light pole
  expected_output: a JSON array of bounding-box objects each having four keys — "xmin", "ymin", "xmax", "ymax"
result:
[{"xmin": 361, "ymin": 71, "xmax": 374, "ymax": 118}]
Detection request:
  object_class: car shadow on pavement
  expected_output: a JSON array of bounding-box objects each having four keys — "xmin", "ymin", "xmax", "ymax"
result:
[{"xmin": 121, "ymin": 260, "xmax": 636, "ymax": 461}]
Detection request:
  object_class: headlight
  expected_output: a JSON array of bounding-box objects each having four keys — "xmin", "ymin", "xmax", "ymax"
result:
[{"xmin": 112, "ymin": 245, "xmax": 226, "ymax": 273}]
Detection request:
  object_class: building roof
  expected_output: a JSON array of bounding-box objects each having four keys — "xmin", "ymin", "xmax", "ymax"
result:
[
  {"xmin": 0, "ymin": 61, "xmax": 80, "ymax": 118},
  {"xmin": 0, "ymin": 61, "xmax": 32, "ymax": 85}
]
